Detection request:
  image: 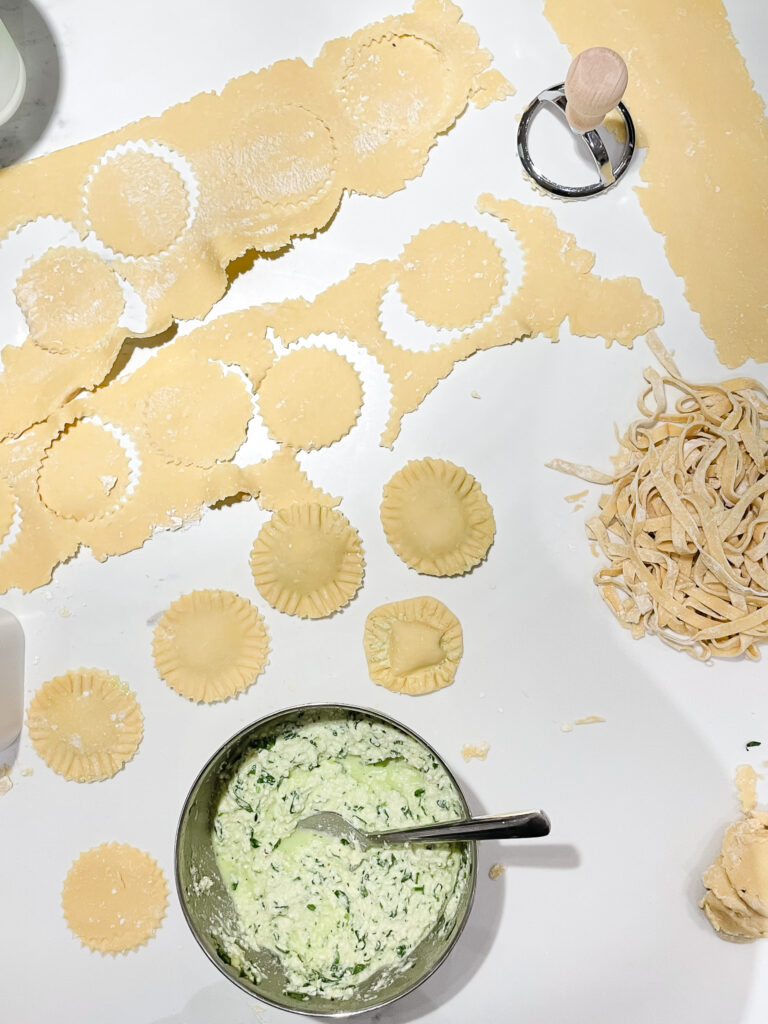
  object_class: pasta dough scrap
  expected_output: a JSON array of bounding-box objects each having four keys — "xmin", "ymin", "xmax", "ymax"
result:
[
  {"xmin": 397, "ymin": 222, "xmax": 506, "ymax": 329},
  {"xmin": 243, "ymin": 447, "xmax": 340, "ymax": 512},
  {"xmin": 85, "ymin": 148, "xmax": 191, "ymax": 258},
  {"xmin": 363, "ymin": 595, "xmax": 463, "ymax": 694},
  {"xmin": 27, "ymin": 669, "xmax": 143, "ymax": 782},
  {"xmin": 250, "ymin": 503, "xmax": 364, "ymax": 618},
  {"xmin": 701, "ymin": 816, "xmax": 768, "ymax": 941},
  {"xmin": 550, "ymin": 337, "xmax": 768, "ymax": 660},
  {"xmin": 0, "ymin": 0, "xmax": 506, "ymax": 442},
  {"xmin": 37, "ymin": 419, "xmax": 134, "ymax": 521},
  {"xmin": 152, "ymin": 589, "xmax": 269, "ymax": 703},
  {"xmin": 14, "ymin": 247, "xmax": 125, "ymax": 355},
  {"xmin": 142, "ymin": 362, "xmax": 253, "ymax": 467},
  {"xmin": 380, "ymin": 457, "xmax": 495, "ymax": 576},
  {"xmin": 544, "ymin": 0, "xmax": 768, "ymax": 367},
  {"xmin": 0, "ymin": 474, "xmax": 15, "ymax": 542},
  {"xmin": 61, "ymin": 843, "xmax": 168, "ymax": 953},
  {"xmin": 257, "ymin": 347, "xmax": 363, "ymax": 450}
]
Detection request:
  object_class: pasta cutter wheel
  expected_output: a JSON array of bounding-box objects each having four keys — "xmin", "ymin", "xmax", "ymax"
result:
[{"xmin": 517, "ymin": 46, "xmax": 635, "ymax": 199}]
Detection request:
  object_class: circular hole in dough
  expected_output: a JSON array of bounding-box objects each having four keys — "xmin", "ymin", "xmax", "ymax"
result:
[
  {"xmin": 341, "ymin": 34, "xmax": 450, "ymax": 149},
  {"xmin": 363, "ymin": 596, "xmax": 463, "ymax": 695},
  {"xmin": 27, "ymin": 669, "xmax": 143, "ymax": 782},
  {"xmin": 152, "ymin": 589, "xmax": 270, "ymax": 703},
  {"xmin": 37, "ymin": 419, "xmax": 134, "ymax": 521},
  {"xmin": 380, "ymin": 457, "xmax": 495, "ymax": 576},
  {"xmin": 62, "ymin": 843, "xmax": 168, "ymax": 953},
  {"xmin": 0, "ymin": 474, "xmax": 15, "ymax": 545},
  {"xmin": 258, "ymin": 347, "xmax": 363, "ymax": 450},
  {"xmin": 14, "ymin": 247, "xmax": 125, "ymax": 355},
  {"xmin": 250, "ymin": 503, "xmax": 365, "ymax": 618},
  {"xmin": 85, "ymin": 149, "xmax": 191, "ymax": 258},
  {"xmin": 142, "ymin": 362, "xmax": 252, "ymax": 467},
  {"xmin": 396, "ymin": 223, "xmax": 506, "ymax": 330},
  {"xmin": 237, "ymin": 104, "xmax": 337, "ymax": 207}
]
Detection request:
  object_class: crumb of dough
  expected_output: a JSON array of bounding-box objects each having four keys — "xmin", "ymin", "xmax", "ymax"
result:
[
  {"xmin": 470, "ymin": 391, "xmax": 481, "ymax": 400},
  {"xmin": 549, "ymin": 334, "xmax": 768, "ymax": 660},
  {"xmin": 736, "ymin": 765, "xmax": 760, "ymax": 815},
  {"xmin": 61, "ymin": 843, "xmax": 168, "ymax": 953},
  {"xmin": 363, "ymin": 596, "xmax": 463, "ymax": 695},
  {"xmin": 20, "ymin": 767, "xmax": 33, "ymax": 777},
  {"xmin": 142, "ymin": 362, "xmax": 253, "ymax": 467},
  {"xmin": 250, "ymin": 503, "xmax": 364, "ymax": 618},
  {"xmin": 461, "ymin": 741, "xmax": 490, "ymax": 762},
  {"xmin": 564, "ymin": 491, "xmax": 588, "ymax": 503},
  {"xmin": 573, "ymin": 715, "xmax": 606, "ymax": 726},
  {"xmin": 37, "ymin": 420, "xmax": 134, "ymax": 522},
  {"xmin": 152, "ymin": 589, "xmax": 269, "ymax": 703},
  {"xmin": 14, "ymin": 247, "xmax": 125, "ymax": 356},
  {"xmin": 0, "ymin": 763, "xmax": 12, "ymax": 795},
  {"xmin": 27, "ymin": 669, "xmax": 143, "ymax": 782},
  {"xmin": 85, "ymin": 150, "xmax": 190, "ymax": 258},
  {"xmin": 396, "ymin": 222, "xmax": 506, "ymax": 330},
  {"xmin": 380, "ymin": 458, "xmax": 495, "ymax": 576},
  {"xmin": 488, "ymin": 863, "xmax": 506, "ymax": 880},
  {"xmin": 257, "ymin": 347, "xmax": 363, "ymax": 450},
  {"xmin": 561, "ymin": 722, "xmax": 574, "ymax": 733},
  {"xmin": 701, "ymin": 815, "xmax": 768, "ymax": 940}
]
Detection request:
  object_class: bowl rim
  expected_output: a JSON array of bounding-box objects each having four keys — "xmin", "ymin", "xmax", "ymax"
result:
[{"xmin": 174, "ymin": 701, "xmax": 478, "ymax": 1019}]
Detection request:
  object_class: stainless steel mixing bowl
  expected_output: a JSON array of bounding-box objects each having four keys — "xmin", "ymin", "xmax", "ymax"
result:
[{"xmin": 175, "ymin": 703, "xmax": 477, "ymax": 1017}]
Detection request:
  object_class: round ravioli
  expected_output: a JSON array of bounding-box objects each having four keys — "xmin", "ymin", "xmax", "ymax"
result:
[
  {"xmin": 380, "ymin": 457, "xmax": 495, "ymax": 576},
  {"xmin": 397, "ymin": 222, "xmax": 506, "ymax": 330},
  {"xmin": 250, "ymin": 503, "xmax": 364, "ymax": 618},
  {"xmin": 237, "ymin": 104, "xmax": 337, "ymax": 207},
  {"xmin": 258, "ymin": 347, "xmax": 363, "ymax": 450},
  {"xmin": 15, "ymin": 247, "xmax": 125, "ymax": 355},
  {"xmin": 142, "ymin": 361, "xmax": 252, "ymax": 466},
  {"xmin": 152, "ymin": 589, "xmax": 269, "ymax": 703},
  {"xmin": 363, "ymin": 596, "xmax": 463, "ymax": 695},
  {"xmin": 86, "ymin": 148, "xmax": 191, "ymax": 257},
  {"xmin": 37, "ymin": 419, "xmax": 135, "ymax": 521},
  {"xmin": 62, "ymin": 843, "xmax": 168, "ymax": 953},
  {"xmin": 27, "ymin": 669, "xmax": 143, "ymax": 782}
]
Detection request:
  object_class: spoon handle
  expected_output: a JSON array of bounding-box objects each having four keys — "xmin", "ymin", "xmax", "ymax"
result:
[{"xmin": 369, "ymin": 809, "xmax": 551, "ymax": 844}]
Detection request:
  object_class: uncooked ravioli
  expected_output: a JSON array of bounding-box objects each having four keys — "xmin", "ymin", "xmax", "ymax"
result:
[
  {"xmin": 152, "ymin": 589, "xmax": 269, "ymax": 703},
  {"xmin": 142, "ymin": 361, "xmax": 252, "ymax": 466},
  {"xmin": 250, "ymin": 503, "xmax": 364, "ymax": 618},
  {"xmin": 14, "ymin": 247, "xmax": 125, "ymax": 355},
  {"xmin": 380, "ymin": 457, "xmax": 495, "ymax": 576},
  {"xmin": 85, "ymin": 148, "xmax": 191, "ymax": 257},
  {"xmin": 257, "ymin": 347, "xmax": 363, "ymax": 450},
  {"xmin": 61, "ymin": 843, "xmax": 168, "ymax": 953},
  {"xmin": 26, "ymin": 669, "xmax": 143, "ymax": 782},
  {"xmin": 397, "ymin": 222, "xmax": 506, "ymax": 330},
  {"xmin": 37, "ymin": 420, "xmax": 134, "ymax": 521},
  {"xmin": 363, "ymin": 596, "xmax": 463, "ymax": 695}
]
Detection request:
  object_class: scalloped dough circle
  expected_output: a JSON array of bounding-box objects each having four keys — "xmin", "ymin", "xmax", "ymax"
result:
[
  {"xmin": 341, "ymin": 34, "xmax": 450, "ymax": 154},
  {"xmin": 142, "ymin": 362, "xmax": 252, "ymax": 466},
  {"xmin": 0, "ymin": 474, "xmax": 15, "ymax": 543},
  {"xmin": 14, "ymin": 247, "xmax": 125, "ymax": 355},
  {"xmin": 37, "ymin": 420, "xmax": 133, "ymax": 521},
  {"xmin": 363, "ymin": 595, "xmax": 463, "ymax": 695},
  {"xmin": 381, "ymin": 457, "xmax": 495, "ymax": 576},
  {"xmin": 27, "ymin": 669, "xmax": 143, "ymax": 782},
  {"xmin": 250, "ymin": 503, "xmax": 364, "ymax": 618},
  {"xmin": 258, "ymin": 347, "xmax": 363, "ymax": 450},
  {"xmin": 152, "ymin": 589, "xmax": 270, "ymax": 703},
  {"xmin": 397, "ymin": 222, "xmax": 506, "ymax": 330},
  {"xmin": 238, "ymin": 104, "xmax": 337, "ymax": 208},
  {"xmin": 85, "ymin": 149, "xmax": 191, "ymax": 257},
  {"xmin": 62, "ymin": 843, "xmax": 168, "ymax": 953}
]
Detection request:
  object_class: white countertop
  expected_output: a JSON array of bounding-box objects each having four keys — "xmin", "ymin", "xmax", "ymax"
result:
[{"xmin": 1, "ymin": 2, "xmax": 768, "ymax": 1022}]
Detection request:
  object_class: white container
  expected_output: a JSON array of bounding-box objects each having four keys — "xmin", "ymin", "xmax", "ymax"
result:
[
  {"xmin": 0, "ymin": 19, "xmax": 25, "ymax": 126},
  {"xmin": 0, "ymin": 608, "xmax": 24, "ymax": 750}
]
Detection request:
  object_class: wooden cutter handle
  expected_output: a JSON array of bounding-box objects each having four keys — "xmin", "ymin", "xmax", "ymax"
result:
[{"xmin": 564, "ymin": 47, "xmax": 628, "ymax": 134}]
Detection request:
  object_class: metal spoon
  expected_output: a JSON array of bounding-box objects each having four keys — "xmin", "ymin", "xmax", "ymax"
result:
[{"xmin": 296, "ymin": 809, "xmax": 550, "ymax": 851}]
